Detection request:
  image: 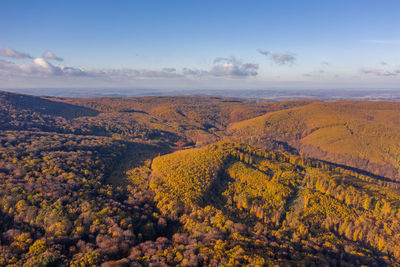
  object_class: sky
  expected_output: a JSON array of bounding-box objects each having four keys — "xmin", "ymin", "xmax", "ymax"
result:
[{"xmin": 1, "ymin": 0, "xmax": 400, "ymax": 90}]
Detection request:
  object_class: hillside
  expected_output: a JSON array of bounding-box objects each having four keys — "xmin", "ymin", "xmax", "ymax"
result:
[
  {"xmin": 149, "ymin": 142, "xmax": 400, "ymax": 265},
  {"xmin": 0, "ymin": 91, "xmax": 175, "ymax": 142},
  {"xmin": 0, "ymin": 90, "xmax": 99, "ymax": 119},
  {"xmin": 60, "ymin": 96, "xmax": 313, "ymax": 145},
  {"xmin": 229, "ymin": 101, "xmax": 400, "ymax": 181},
  {"xmin": 0, "ymin": 90, "xmax": 400, "ymax": 265}
]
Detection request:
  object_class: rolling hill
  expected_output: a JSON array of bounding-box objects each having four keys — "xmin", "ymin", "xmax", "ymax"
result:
[
  {"xmin": 149, "ymin": 142, "xmax": 400, "ymax": 265},
  {"xmin": 60, "ymin": 96, "xmax": 313, "ymax": 146},
  {"xmin": 229, "ymin": 101, "xmax": 400, "ymax": 181}
]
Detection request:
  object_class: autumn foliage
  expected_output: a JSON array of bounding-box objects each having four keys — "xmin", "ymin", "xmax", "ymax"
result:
[{"xmin": 0, "ymin": 90, "xmax": 399, "ymax": 265}]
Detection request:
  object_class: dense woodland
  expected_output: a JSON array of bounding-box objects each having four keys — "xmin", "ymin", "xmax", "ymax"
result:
[{"xmin": 0, "ymin": 90, "xmax": 399, "ymax": 266}]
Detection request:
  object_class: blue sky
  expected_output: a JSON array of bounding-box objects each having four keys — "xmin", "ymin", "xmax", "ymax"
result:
[{"xmin": 1, "ymin": 0, "xmax": 400, "ymax": 90}]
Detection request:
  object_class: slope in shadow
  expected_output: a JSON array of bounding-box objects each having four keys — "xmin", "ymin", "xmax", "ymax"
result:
[{"xmin": 0, "ymin": 90, "xmax": 99, "ymax": 119}]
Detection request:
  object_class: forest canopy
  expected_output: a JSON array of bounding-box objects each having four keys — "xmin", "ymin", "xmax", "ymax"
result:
[{"xmin": 0, "ymin": 90, "xmax": 399, "ymax": 265}]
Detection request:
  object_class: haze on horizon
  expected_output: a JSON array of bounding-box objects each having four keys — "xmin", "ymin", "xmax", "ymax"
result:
[{"xmin": 1, "ymin": 0, "xmax": 400, "ymax": 90}]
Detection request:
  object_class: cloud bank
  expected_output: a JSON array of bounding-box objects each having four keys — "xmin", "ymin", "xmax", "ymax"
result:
[{"xmin": 0, "ymin": 46, "xmax": 259, "ymax": 82}]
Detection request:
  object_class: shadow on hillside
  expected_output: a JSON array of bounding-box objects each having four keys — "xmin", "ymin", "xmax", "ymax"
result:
[
  {"xmin": 200, "ymin": 160, "xmax": 263, "ymax": 227},
  {"xmin": 1, "ymin": 91, "xmax": 99, "ymax": 119},
  {"xmin": 315, "ymin": 158, "xmax": 400, "ymax": 185},
  {"xmin": 262, "ymin": 138, "xmax": 400, "ymax": 185},
  {"xmin": 200, "ymin": 170, "xmax": 233, "ymax": 210},
  {"xmin": 103, "ymin": 142, "xmax": 172, "ymax": 186}
]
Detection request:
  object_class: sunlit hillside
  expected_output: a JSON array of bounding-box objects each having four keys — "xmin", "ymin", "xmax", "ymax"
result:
[
  {"xmin": 149, "ymin": 142, "xmax": 400, "ymax": 265},
  {"xmin": 229, "ymin": 101, "xmax": 400, "ymax": 180},
  {"xmin": 60, "ymin": 96, "xmax": 312, "ymax": 145}
]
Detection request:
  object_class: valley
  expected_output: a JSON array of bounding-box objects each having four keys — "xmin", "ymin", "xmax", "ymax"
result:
[{"xmin": 0, "ymin": 90, "xmax": 399, "ymax": 265}]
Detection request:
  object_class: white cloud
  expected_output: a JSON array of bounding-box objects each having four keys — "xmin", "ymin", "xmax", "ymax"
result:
[
  {"xmin": 162, "ymin": 67, "xmax": 176, "ymax": 72},
  {"xmin": 42, "ymin": 51, "xmax": 63, "ymax": 61},
  {"xmin": 270, "ymin": 53, "xmax": 296, "ymax": 65},
  {"xmin": 0, "ymin": 46, "xmax": 32, "ymax": 59},
  {"xmin": 361, "ymin": 68, "xmax": 400, "ymax": 76},
  {"xmin": 182, "ymin": 68, "xmax": 209, "ymax": 76},
  {"xmin": 0, "ymin": 59, "xmax": 38, "ymax": 75},
  {"xmin": 105, "ymin": 68, "xmax": 183, "ymax": 79},
  {"xmin": 303, "ymin": 70, "xmax": 327, "ymax": 77},
  {"xmin": 0, "ymin": 47, "xmax": 260, "ymax": 83},
  {"xmin": 257, "ymin": 49, "xmax": 296, "ymax": 65},
  {"xmin": 257, "ymin": 49, "xmax": 270, "ymax": 56},
  {"xmin": 106, "ymin": 57, "xmax": 259, "ymax": 79},
  {"xmin": 33, "ymin": 58, "xmax": 58, "ymax": 73},
  {"xmin": 0, "ymin": 57, "xmax": 185, "ymax": 79},
  {"xmin": 182, "ymin": 57, "xmax": 259, "ymax": 78},
  {"xmin": 210, "ymin": 57, "xmax": 258, "ymax": 77},
  {"xmin": 0, "ymin": 57, "xmax": 92, "ymax": 77}
]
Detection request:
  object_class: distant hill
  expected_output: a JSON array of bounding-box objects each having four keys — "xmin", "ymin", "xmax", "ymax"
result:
[
  {"xmin": 0, "ymin": 90, "xmax": 99, "ymax": 119},
  {"xmin": 0, "ymin": 91, "xmax": 165, "ymax": 140},
  {"xmin": 7, "ymin": 88, "xmax": 400, "ymax": 101},
  {"xmin": 61, "ymin": 95, "xmax": 312, "ymax": 145},
  {"xmin": 229, "ymin": 101, "xmax": 400, "ymax": 180}
]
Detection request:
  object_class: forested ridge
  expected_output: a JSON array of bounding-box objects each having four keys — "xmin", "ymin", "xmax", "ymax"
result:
[
  {"xmin": 0, "ymin": 90, "xmax": 399, "ymax": 266},
  {"xmin": 228, "ymin": 101, "xmax": 400, "ymax": 180}
]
